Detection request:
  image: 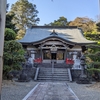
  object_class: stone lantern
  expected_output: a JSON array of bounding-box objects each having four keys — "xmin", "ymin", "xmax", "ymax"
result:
[{"xmin": 76, "ymin": 55, "xmax": 90, "ymax": 84}]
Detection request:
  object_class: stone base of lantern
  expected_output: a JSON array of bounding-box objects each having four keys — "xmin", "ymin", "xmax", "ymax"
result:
[
  {"xmin": 16, "ymin": 73, "xmax": 31, "ymax": 82},
  {"xmin": 76, "ymin": 75, "xmax": 91, "ymax": 84}
]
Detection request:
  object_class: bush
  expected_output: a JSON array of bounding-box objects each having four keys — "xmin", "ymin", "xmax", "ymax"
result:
[
  {"xmin": 87, "ymin": 62, "xmax": 100, "ymax": 81},
  {"xmin": 3, "ymin": 40, "xmax": 25, "ymax": 78},
  {"xmin": 5, "ymin": 28, "xmax": 16, "ymax": 41}
]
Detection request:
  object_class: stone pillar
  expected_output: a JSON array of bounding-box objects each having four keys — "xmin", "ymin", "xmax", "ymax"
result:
[
  {"xmin": 0, "ymin": 0, "xmax": 7, "ymax": 100},
  {"xmin": 28, "ymin": 51, "xmax": 35, "ymax": 64},
  {"xmin": 31, "ymin": 53, "xmax": 35, "ymax": 64},
  {"xmin": 80, "ymin": 55, "xmax": 86, "ymax": 76},
  {"xmin": 0, "ymin": 0, "xmax": 6, "ymax": 99}
]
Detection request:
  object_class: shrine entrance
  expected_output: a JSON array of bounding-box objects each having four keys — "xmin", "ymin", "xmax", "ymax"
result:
[
  {"xmin": 51, "ymin": 53, "xmax": 56, "ymax": 60},
  {"xmin": 42, "ymin": 49, "xmax": 65, "ymax": 63},
  {"xmin": 40, "ymin": 39, "xmax": 67, "ymax": 63}
]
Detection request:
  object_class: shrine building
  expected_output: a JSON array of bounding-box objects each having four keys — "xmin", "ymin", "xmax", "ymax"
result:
[
  {"xmin": 18, "ymin": 26, "xmax": 96, "ymax": 81},
  {"xmin": 19, "ymin": 26, "xmax": 95, "ymax": 64}
]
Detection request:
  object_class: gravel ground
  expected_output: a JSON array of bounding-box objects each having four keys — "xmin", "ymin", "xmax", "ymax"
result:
[
  {"xmin": 1, "ymin": 80, "xmax": 38, "ymax": 100},
  {"xmin": 67, "ymin": 82, "xmax": 100, "ymax": 100},
  {"xmin": 1, "ymin": 80, "xmax": 100, "ymax": 100}
]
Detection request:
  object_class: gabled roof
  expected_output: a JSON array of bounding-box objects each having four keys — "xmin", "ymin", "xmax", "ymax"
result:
[{"xmin": 18, "ymin": 26, "xmax": 96, "ymax": 45}]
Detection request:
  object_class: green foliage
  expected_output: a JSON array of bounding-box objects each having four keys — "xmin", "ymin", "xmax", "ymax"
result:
[
  {"xmin": 87, "ymin": 62, "xmax": 100, "ymax": 77},
  {"xmin": 6, "ymin": 13, "xmax": 17, "ymax": 32},
  {"xmin": 6, "ymin": 4, "xmax": 18, "ymax": 32},
  {"xmin": 3, "ymin": 40, "xmax": 25, "ymax": 78},
  {"xmin": 5, "ymin": 28, "xmax": 16, "ymax": 41},
  {"xmin": 45, "ymin": 16, "xmax": 68, "ymax": 26},
  {"xmin": 88, "ymin": 55, "xmax": 99, "ymax": 61},
  {"xmin": 87, "ymin": 68, "xmax": 100, "ymax": 74},
  {"xmin": 86, "ymin": 46, "xmax": 100, "ymax": 81},
  {"xmin": 9, "ymin": 0, "xmax": 40, "ymax": 39},
  {"xmin": 86, "ymin": 47, "xmax": 100, "ymax": 61},
  {"xmin": 96, "ymin": 22, "xmax": 100, "ymax": 32},
  {"xmin": 86, "ymin": 45, "xmax": 100, "ymax": 53},
  {"xmin": 84, "ymin": 32, "xmax": 100, "ymax": 41},
  {"xmin": 97, "ymin": 41, "xmax": 100, "ymax": 45}
]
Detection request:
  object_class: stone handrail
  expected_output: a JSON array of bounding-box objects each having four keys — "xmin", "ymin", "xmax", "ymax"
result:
[
  {"xmin": 52, "ymin": 60, "xmax": 54, "ymax": 74},
  {"xmin": 34, "ymin": 67, "xmax": 40, "ymax": 81},
  {"xmin": 68, "ymin": 68, "xmax": 72, "ymax": 82}
]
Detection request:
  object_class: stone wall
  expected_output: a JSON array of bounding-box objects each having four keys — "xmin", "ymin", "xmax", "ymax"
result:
[{"xmin": 22, "ymin": 67, "xmax": 36, "ymax": 79}]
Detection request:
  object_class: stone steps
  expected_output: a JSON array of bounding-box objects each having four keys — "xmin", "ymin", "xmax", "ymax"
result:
[
  {"xmin": 38, "ymin": 75, "xmax": 69, "ymax": 77},
  {"xmin": 37, "ymin": 78, "xmax": 69, "ymax": 81},
  {"xmin": 38, "ymin": 63, "xmax": 71, "ymax": 68},
  {"xmin": 37, "ymin": 67, "xmax": 69, "ymax": 81},
  {"xmin": 39, "ymin": 73, "xmax": 68, "ymax": 75}
]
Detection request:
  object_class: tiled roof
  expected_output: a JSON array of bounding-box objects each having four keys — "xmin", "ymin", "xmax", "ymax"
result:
[{"xmin": 18, "ymin": 26, "xmax": 96, "ymax": 45}]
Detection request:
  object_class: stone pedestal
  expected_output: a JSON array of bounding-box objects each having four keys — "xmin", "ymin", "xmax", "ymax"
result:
[{"xmin": 17, "ymin": 70, "xmax": 30, "ymax": 82}]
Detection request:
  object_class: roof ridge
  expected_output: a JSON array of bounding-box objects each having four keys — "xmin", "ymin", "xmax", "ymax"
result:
[{"xmin": 31, "ymin": 26, "xmax": 78, "ymax": 29}]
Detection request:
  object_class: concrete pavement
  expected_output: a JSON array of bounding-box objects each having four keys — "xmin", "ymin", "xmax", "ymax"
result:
[{"xmin": 23, "ymin": 82, "xmax": 79, "ymax": 100}]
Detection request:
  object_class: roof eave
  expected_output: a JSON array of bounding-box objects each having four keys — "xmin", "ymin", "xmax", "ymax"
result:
[{"xmin": 19, "ymin": 35, "xmax": 97, "ymax": 46}]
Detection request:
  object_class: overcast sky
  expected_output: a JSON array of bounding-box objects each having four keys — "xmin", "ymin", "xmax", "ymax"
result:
[{"xmin": 7, "ymin": 0, "xmax": 99, "ymax": 25}]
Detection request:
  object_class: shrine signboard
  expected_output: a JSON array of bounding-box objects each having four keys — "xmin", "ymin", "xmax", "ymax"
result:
[{"xmin": 51, "ymin": 47, "xmax": 57, "ymax": 52}]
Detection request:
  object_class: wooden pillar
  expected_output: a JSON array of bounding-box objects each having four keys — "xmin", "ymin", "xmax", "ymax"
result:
[
  {"xmin": 64, "ymin": 49, "xmax": 67, "ymax": 60},
  {"xmin": 40, "ymin": 45, "xmax": 43, "ymax": 60},
  {"xmin": 0, "ymin": 0, "xmax": 6, "ymax": 99}
]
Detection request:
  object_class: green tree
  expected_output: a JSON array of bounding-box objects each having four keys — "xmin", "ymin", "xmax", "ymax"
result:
[
  {"xmin": 6, "ymin": 13, "xmax": 17, "ymax": 32},
  {"xmin": 96, "ymin": 22, "xmax": 100, "ymax": 32},
  {"xmin": 85, "ymin": 46, "xmax": 100, "ymax": 81},
  {"xmin": 3, "ymin": 28, "xmax": 25, "ymax": 79},
  {"xmin": 6, "ymin": 4, "xmax": 17, "ymax": 32},
  {"xmin": 5, "ymin": 28, "xmax": 16, "ymax": 41},
  {"xmin": 45, "ymin": 16, "xmax": 68, "ymax": 26},
  {"xmin": 9, "ymin": 0, "xmax": 40, "ymax": 39},
  {"xmin": 3, "ymin": 40, "xmax": 25, "ymax": 78},
  {"xmin": 84, "ymin": 32, "xmax": 100, "ymax": 41}
]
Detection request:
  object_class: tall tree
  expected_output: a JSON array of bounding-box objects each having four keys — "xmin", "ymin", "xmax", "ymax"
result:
[
  {"xmin": 3, "ymin": 40, "xmax": 25, "ymax": 78},
  {"xmin": 6, "ymin": 13, "xmax": 17, "ymax": 32},
  {"xmin": 6, "ymin": 4, "xmax": 9, "ymax": 13},
  {"xmin": 69, "ymin": 17, "xmax": 95, "ymax": 32},
  {"xmin": 9, "ymin": 0, "xmax": 40, "ymax": 39},
  {"xmin": 6, "ymin": 4, "xmax": 17, "ymax": 32},
  {"xmin": 3, "ymin": 28, "xmax": 25, "ymax": 79},
  {"xmin": 45, "ymin": 16, "xmax": 68, "ymax": 26}
]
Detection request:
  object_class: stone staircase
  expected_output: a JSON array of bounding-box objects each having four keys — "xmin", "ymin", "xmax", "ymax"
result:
[
  {"xmin": 38, "ymin": 63, "xmax": 71, "ymax": 68},
  {"xmin": 37, "ymin": 67, "xmax": 70, "ymax": 81}
]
